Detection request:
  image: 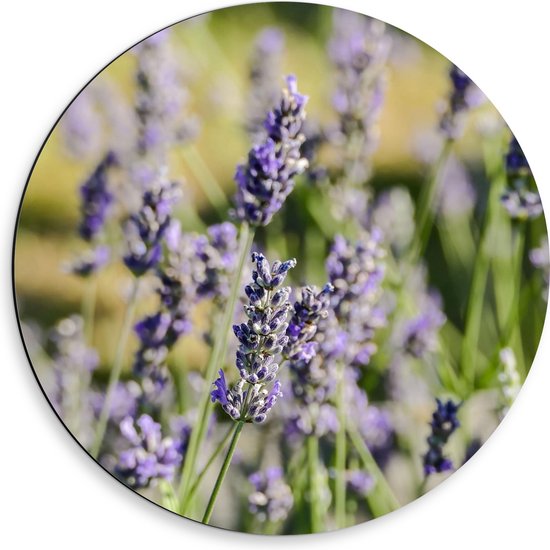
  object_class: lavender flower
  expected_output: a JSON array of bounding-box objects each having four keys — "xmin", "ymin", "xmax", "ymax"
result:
[
  {"xmin": 501, "ymin": 135, "xmax": 541, "ymax": 220},
  {"xmin": 500, "ymin": 181, "xmax": 542, "ymax": 221},
  {"xmin": 115, "ymin": 414, "xmax": 181, "ymax": 489},
  {"xmin": 248, "ymin": 467, "xmax": 294, "ymax": 523},
  {"xmin": 423, "ymin": 399, "xmax": 460, "ymax": 475},
  {"xmin": 211, "ymin": 252, "xmax": 296, "ymax": 423},
  {"xmin": 234, "ymin": 75, "xmax": 309, "ymax": 226},
  {"xmin": 326, "ymin": 230, "xmax": 386, "ymax": 368},
  {"xmin": 194, "ymin": 222, "xmax": 239, "ymax": 300},
  {"xmin": 90, "ymin": 381, "xmax": 141, "ymax": 425},
  {"xmin": 530, "ymin": 237, "xmax": 549, "ymax": 300},
  {"xmin": 440, "ymin": 65, "xmax": 483, "ymax": 139},
  {"xmin": 123, "ymin": 176, "xmax": 182, "ymax": 277},
  {"xmin": 60, "ymin": 91, "xmax": 102, "ymax": 160},
  {"xmin": 437, "ymin": 155, "xmax": 477, "ymax": 218},
  {"xmin": 346, "ymin": 470, "xmax": 374, "ymax": 497},
  {"xmin": 372, "ymin": 188, "xmax": 416, "ymax": 255},
  {"xmin": 247, "ymin": 27, "xmax": 285, "ymax": 141},
  {"xmin": 133, "ymin": 30, "xmax": 198, "ymax": 163},
  {"xmin": 284, "ymin": 283, "xmax": 333, "ymax": 360},
  {"xmin": 327, "ymin": 10, "xmax": 390, "ymax": 222},
  {"xmin": 78, "ymin": 151, "xmax": 116, "ymax": 241},
  {"xmin": 328, "ymin": 10, "xmax": 390, "ymax": 183},
  {"xmin": 70, "ymin": 245, "xmax": 110, "ymax": 277},
  {"xmin": 132, "ymin": 311, "xmax": 190, "ymax": 403},
  {"xmin": 401, "ymin": 293, "xmax": 446, "ymax": 359},
  {"xmin": 506, "ymin": 136, "xmax": 531, "ymax": 178}
]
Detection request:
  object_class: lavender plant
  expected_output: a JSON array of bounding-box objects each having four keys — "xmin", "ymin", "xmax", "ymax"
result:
[
  {"xmin": 204, "ymin": 252, "xmax": 296, "ymax": 523},
  {"xmin": 423, "ymin": 399, "xmax": 460, "ymax": 475}
]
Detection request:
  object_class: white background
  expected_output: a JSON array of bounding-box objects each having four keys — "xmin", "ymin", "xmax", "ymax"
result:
[{"xmin": 1, "ymin": 0, "xmax": 549, "ymax": 547}]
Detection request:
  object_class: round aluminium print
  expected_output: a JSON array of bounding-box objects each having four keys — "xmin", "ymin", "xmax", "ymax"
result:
[{"xmin": 14, "ymin": 2, "xmax": 547, "ymax": 534}]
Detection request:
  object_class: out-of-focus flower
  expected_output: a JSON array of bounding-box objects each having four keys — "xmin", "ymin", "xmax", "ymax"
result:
[
  {"xmin": 372, "ymin": 188, "xmax": 416, "ymax": 255},
  {"xmin": 70, "ymin": 245, "xmax": 110, "ymax": 277},
  {"xmin": 123, "ymin": 175, "xmax": 182, "ymax": 277},
  {"xmin": 530, "ymin": 237, "xmax": 549, "ymax": 301},
  {"xmin": 423, "ymin": 399, "xmax": 460, "ymax": 475},
  {"xmin": 439, "ymin": 65, "xmax": 484, "ymax": 139},
  {"xmin": 90, "ymin": 381, "xmax": 142, "ymax": 425},
  {"xmin": 506, "ymin": 136, "xmax": 531, "ymax": 178},
  {"xmin": 60, "ymin": 91, "xmax": 103, "ymax": 160},
  {"xmin": 194, "ymin": 222, "xmax": 239, "ymax": 301},
  {"xmin": 401, "ymin": 293, "xmax": 446, "ymax": 359},
  {"xmin": 115, "ymin": 414, "xmax": 181, "ymax": 489},
  {"xmin": 248, "ymin": 467, "xmax": 294, "ymax": 523},
  {"xmin": 234, "ymin": 75, "xmax": 309, "ymax": 227},
  {"xmin": 436, "ymin": 155, "xmax": 476, "ymax": 219},
  {"xmin": 78, "ymin": 151, "xmax": 117, "ymax": 241},
  {"xmin": 346, "ymin": 470, "xmax": 375, "ymax": 497},
  {"xmin": 498, "ymin": 348, "xmax": 521, "ymax": 415},
  {"xmin": 326, "ymin": 229, "xmax": 386, "ymax": 368},
  {"xmin": 501, "ymin": 135, "xmax": 541, "ymax": 221},
  {"xmin": 284, "ymin": 284, "xmax": 333, "ymax": 360},
  {"xmin": 211, "ymin": 252, "xmax": 296, "ymax": 423},
  {"xmin": 327, "ymin": 10, "xmax": 390, "ymax": 222},
  {"xmin": 48, "ymin": 316, "xmax": 99, "ymax": 443},
  {"xmin": 246, "ymin": 27, "xmax": 285, "ymax": 141},
  {"xmin": 500, "ymin": 181, "xmax": 542, "ymax": 221}
]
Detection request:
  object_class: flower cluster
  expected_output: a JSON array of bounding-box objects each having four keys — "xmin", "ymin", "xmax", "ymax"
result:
[
  {"xmin": 440, "ymin": 65, "xmax": 483, "ymax": 139},
  {"xmin": 326, "ymin": 229, "xmax": 386, "ymax": 368},
  {"xmin": 423, "ymin": 399, "xmax": 460, "ymax": 475},
  {"xmin": 70, "ymin": 151, "xmax": 117, "ymax": 276},
  {"xmin": 246, "ymin": 27, "xmax": 285, "ymax": 141},
  {"xmin": 284, "ymin": 284, "xmax": 334, "ymax": 361},
  {"xmin": 123, "ymin": 176, "xmax": 182, "ymax": 276},
  {"xmin": 248, "ymin": 467, "xmax": 294, "ymax": 523},
  {"xmin": 193, "ymin": 222, "xmax": 239, "ymax": 301},
  {"xmin": 133, "ymin": 30, "xmax": 198, "ymax": 169},
  {"xmin": 211, "ymin": 252, "xmax": 296, "ymax": 423},
  {"xmin": 328, "ymin": 10, "xmax": 390, "ymax": 183},
  {"xmin": 401, "ymin": 293, "xmax": 446, "ymax": 359},
  {"xmin": 234, "ymin": 75, "xmax": 309, "ymax": 226},
  {"xmin": 115, "ymin": 414, "xmax": 181, "ymax": 489},
  {"xmin": 500, "ymin": 181, "xmax": 543, "ymax": 221},
  {"xmin": 501, "ymin": 135, "xmax": 541, "ymax": 221}
]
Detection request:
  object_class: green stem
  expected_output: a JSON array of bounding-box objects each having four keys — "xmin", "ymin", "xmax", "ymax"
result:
[
  {"xmin": 348, "ymin": 426, "xmax": 400, "ymax": 517},
  {"xmin": 181, "ymin": 146, "xmax": 229, "ymax": 218},
  {"xmin": 90, "ymin": 278, "xmax": 140, "ymax": 459},
  {"xmin": 461, "ymin": 137, "xmax": 507, "ymax": 389},
  {"xmin": 178, "ymin": 223, "xmax": 254, "ymax": 513},
  {"xmin": 202, "ymin": 421, "xmax": 244, "ymax": 524},
  {"xmin": 81, "ymin": 275, "xmax": 97, "ymax": 344},
  {"xmin": 182, "ymin": 423, "xmax": 236, "ymax": 511},
  {"xmin": 413, "ymin": 139, "xmax": 453, "ymax": 259},
  {"xmin": 307, "ymin": 435, "xmax": 322, "ymax": 533},
  {"xmin": 335, "ymin": 368, "xmax": 347, "ymax": 528}
]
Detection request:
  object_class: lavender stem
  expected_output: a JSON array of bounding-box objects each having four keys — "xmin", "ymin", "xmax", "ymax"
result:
[
  {"xmin": 307, "ymin": 435, "xmax": 322, "ymax": 533},
  {"xmin": 81, "ymin": 275, "xmax": 97, "ymax": 344},
  {"xmin": 202, "ymin": 420, "xmax": 244, "ymax": 524},
  {"xmin": 335, "ymin": 366, "xmax": 347, "ymax": 528},
  {"xmin": 348, "ymin": 425, "xmax": 400, "ymax": 516},
  {"xmin": 413, "ymin": 139, "xmax": 453, "ymax": 258},
  {"xmin": 90, "ymin": 278, "xmax": 140, "ymax": 458},
  {"xmin": 183, "ymin": 423, "xmax": 237, "ymax": 511},
  {"xmin": 178, "ymin": 222, "xmax": 254, "ymax": 513}
]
